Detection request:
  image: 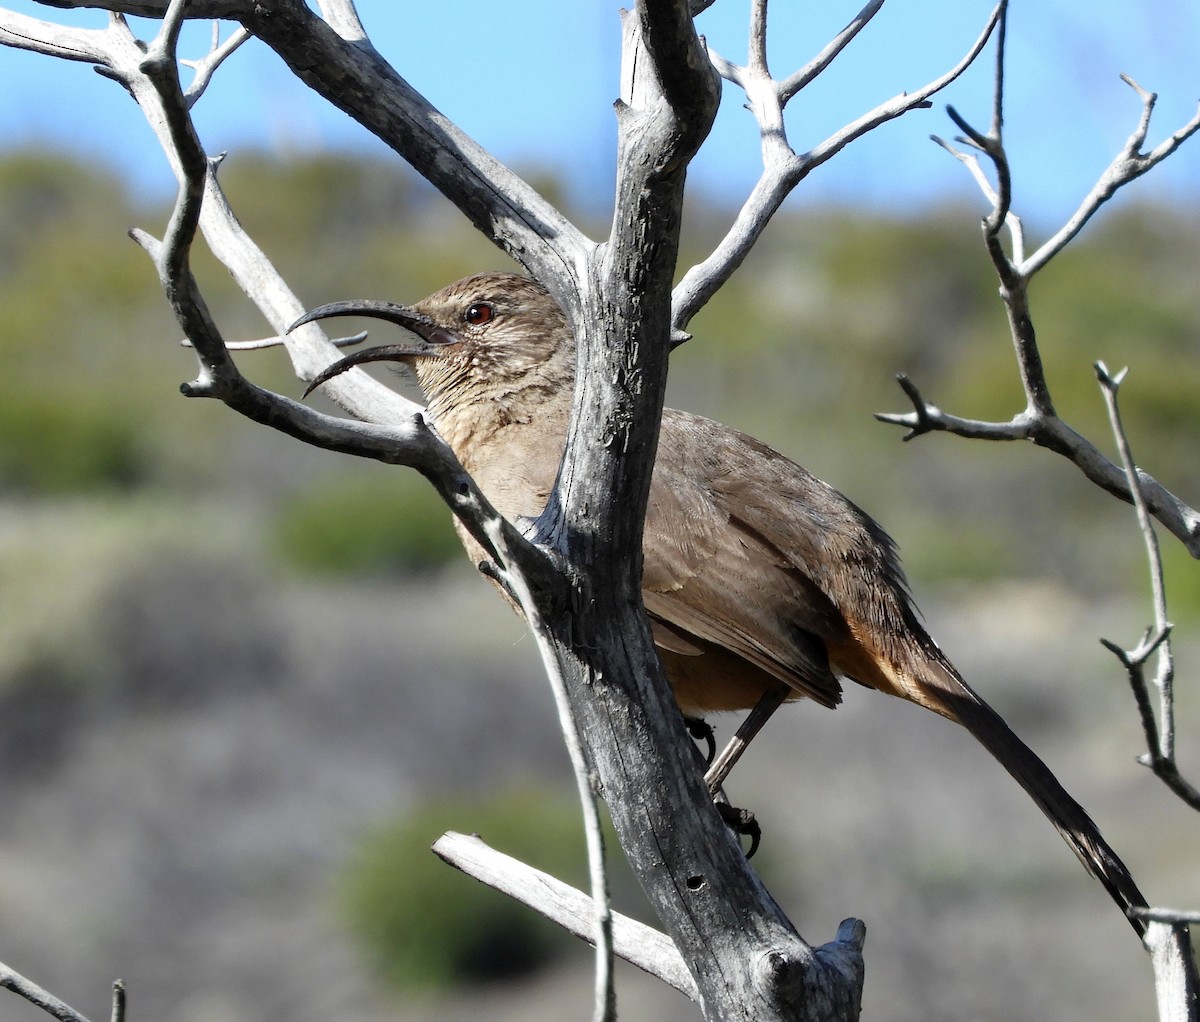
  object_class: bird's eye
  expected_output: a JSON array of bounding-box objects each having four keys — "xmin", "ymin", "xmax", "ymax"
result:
[{"xmin": 464, "ymin": 303, "xmax": 494, "ymax": 327}]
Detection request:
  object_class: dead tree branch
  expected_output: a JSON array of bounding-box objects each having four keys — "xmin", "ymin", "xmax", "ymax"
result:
[
  {"xmin": 1095, "ymin": 363, "xmax": 1200, "ymax": 811},
  {"xmin": 671, "ymin": 0, "xmax": 1003, "ymax": 337},
  {"xmin": 91, "ymin": 2, "xmax": 558, "ymax": 601},
  {"xmin": 433, "ymin": 831, "xmax": 700, "ymax": 1001},
  {"xmin": 879, "ymin": 8, "xmax": 1200, "ymax": 556},
  {"xmin": 1093, "ymin": 364, "xmax": 1200, "ymax": 1019},
  {"xmin": 874, "ymin": 11, "xmax": 1199, "ymax": 1016},
  {"xmin": 0, "ymin": 960, "xmax": 95, "ymax": 1022}
]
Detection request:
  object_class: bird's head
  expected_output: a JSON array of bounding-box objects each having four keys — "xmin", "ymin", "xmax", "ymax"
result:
[{"xmin": 292, "ymin": 273, "xmax": 575, "ymax": 424}]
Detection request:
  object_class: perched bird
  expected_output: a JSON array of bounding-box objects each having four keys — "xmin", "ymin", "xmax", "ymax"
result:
[{"xmin": 295, "ymin": 271, "xmax": 1146, "ymax": 932}]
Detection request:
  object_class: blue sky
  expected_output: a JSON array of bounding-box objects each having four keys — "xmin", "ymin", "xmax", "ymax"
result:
[{"xmin": 0, "ymin": 1, "xmax": 1197, "ymax": 229}]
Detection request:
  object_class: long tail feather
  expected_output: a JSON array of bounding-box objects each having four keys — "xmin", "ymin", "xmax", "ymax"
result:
[{"xmin": 921, "ymin": 662, "xmax": 1147, "ymax": 936}]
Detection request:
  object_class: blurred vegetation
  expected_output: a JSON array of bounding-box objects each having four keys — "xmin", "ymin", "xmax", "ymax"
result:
[
  {"xmin": 338, "ymin": 789, "xmax": 633, "ymax": 992},
  {"xmin": 1, "ymin": 145, "xmax": 1196, "ymax": 1018},
  {"xmin": 0, "ymin": 144, "xmax": 1196, "ymax": 628},
  {"xmin": 0, "ymin": 142, "xmax": 1195, "ymax": 664},
  {"xmin": 274, "ymin": 473, "xmax": 462, "ymax": 577}
]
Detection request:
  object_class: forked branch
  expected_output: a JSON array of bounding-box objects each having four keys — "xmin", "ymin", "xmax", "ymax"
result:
[
  {"xmin": 876, "ymin": 14, "xmax": 1200, "ymax": 1014},
  {"xmin": 673, "ymin": 0, "xmax": 1003, "ymax": 334},
  {"xmin": 879, "ymin": 5, "xmax": 1200, "ymax": 556},
  {"xmin": 109, "ymin": 5, "xmax": 622, "ymax": 1016},
  {"xmin": 1095, "ymin": 363, "xmax": 1200, "ymax": 812}
]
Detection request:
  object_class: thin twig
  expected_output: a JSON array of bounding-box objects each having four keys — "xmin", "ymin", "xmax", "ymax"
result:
[
  {"xmin": 1096, "ymin": 362, "xmax": 1200, "ymax": 810},
  {"xmin": 180, "ymin": 330, "xmax": 368, "ymax": 351},
  {"xmin": 480, "ymin": 518, "xmax": 616, "ymax": 1022},
  {"xmin": 110, "ymin": 981, "xmax": 126, "ymax": 1022},
  {"xmin": 1023, "ymin": 79, "xmax": 1200, "ymax": 278},
  {"xmin": 930, "ymin": 133, "xmax": 1028, "ymax": 263},
  {"xmin": 1132, "ymin": 907, "xmax": 1200, "ymax": 925},
  {"xmin": 181, "ymin": 23, "xmax": 249, "ymax": 106},
  {"xmin": 779, "ymin": 0, "xmax": 884, "ymax": 102}
]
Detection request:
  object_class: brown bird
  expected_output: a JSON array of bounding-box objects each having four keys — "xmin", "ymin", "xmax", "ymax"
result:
[{"xmin": 295, "ymin": 271, "xmax": 1147, "ymax": 932}]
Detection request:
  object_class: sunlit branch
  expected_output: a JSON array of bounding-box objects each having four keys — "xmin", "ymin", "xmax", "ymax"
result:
[
  {"xmin": 882, "ymin": 6, "xmax": 1200, "ymax": 557},
  {"xmin": 1096, "ymin": 362, "xmax": 1200, "ymax": 811},
  {"xmin": 672, "ymin": 1, "xmax": 1002, "ymax": 335}
]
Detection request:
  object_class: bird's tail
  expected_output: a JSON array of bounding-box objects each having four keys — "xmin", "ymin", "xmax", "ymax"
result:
[{"xmin": 914, "ymin": 659, "xmax": 1148, "ymax": 936}]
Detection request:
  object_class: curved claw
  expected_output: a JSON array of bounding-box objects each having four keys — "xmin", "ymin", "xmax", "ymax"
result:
[{"xmin": 716, "ymin": 802, "xmax": 761, "ymax": 859}]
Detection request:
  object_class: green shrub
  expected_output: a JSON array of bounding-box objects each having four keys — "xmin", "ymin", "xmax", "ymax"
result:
[
  {"xmin": 0, "ymin": 389, "xmax": 148, "ymax": 494},
  {"xmin": 274, "ymin": 475, "xmax": 462, "ymax": 577},
  {"xmin": 339, "ymin": 790, "xmax": 603, "ymax": 992}
]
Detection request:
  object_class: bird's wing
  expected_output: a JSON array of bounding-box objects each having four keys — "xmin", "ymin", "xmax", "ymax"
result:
[
  {"xmin": 651, "ymin": 409, "xmax": 958, "ymax": 705},
  {"xmin": 641, "ymin": 410, "xmax": 852, "ymax": 708}
]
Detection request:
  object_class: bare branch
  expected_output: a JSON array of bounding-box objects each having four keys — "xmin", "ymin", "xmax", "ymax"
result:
[
  {"xmin": 939, "ymin": 61, "xmax": 1200, "ymax": 289},
  {"xmin": 987, "ymin": 0, "xmax": 1007, "ymax": 139},
  {"xmin": 1024, "ymin": 79, "xmax": 1200, "ymax": 277},
  {"xmin": 779, "ymin": 0, "xmax": 884, "ymax": 102},
  {"xmin": 930, "ymin": 133, "xmax": 1029, "ymax": 263},
  {"xmin": 111, "ymin": 0, "xmax": 557, "ymax": 600},
  {"xmin": 797, "ymin": 4, "xmax": 1003, "ymax": 175},
  {"xmin": 1136, "ymin": 908, "xmax": 1200, "ymax": 925},
  {"xmin": 877, "ymin": 378, "xmax": 1200, "ymax": 555},
  {"xmin": 672, "ymin": 2, "xmax": 1002, "ymax": 333},
  {"xmin": 433, "ymin": 832, "xmax": 698, "ymax": 1002},
  {"xmin": 109, "ymin": 981, "xmax": 125, "ymax": 1022},
  {"xmin": 0, "ymin": 8, "xmax": 109, "ymax": 62},
  {"xmin": 183, "ymin": 329, "xmax": 367, "ymax": 351},
  {"xmin": 886, "ymin": 14, "xmax": 1200, "ymax": 558},
  {"xmin": 0, "ymin": 960, "xmax": 95, "ymax": 1022},
  {"xmin": 1096, "ymin": 363, "xmax": 1200, "ymax": 810},
  {"xmin": 481, "ymin": 518, "xmax": 617, "ymax": 1022},
  {"xmin": 75, "ymin": 10, "xmax": 417, "ymax": 423},
  {"xmin": 180, "ymin": 23, "xmax": 249, "ymax": 106},
  {"xmin": 945, "ymin": 101, "xmax": 1014, "ymax": 246}
]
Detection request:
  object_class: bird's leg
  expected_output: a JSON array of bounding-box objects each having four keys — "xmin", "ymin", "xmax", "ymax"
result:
[
  {"xmin": 683, "ymin": 715, "xmax": 717, "ymax": 765},
  {"xmin": 704, "ymin": 684, "xmax": 791, "ymax": 795},
  {"xmin": 703, "ymin": 685, "xmax": 790, "ymax": 857}
]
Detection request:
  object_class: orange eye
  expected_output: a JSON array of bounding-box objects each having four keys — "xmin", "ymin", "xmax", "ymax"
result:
[{"xmin": 464, "ymin": 303, "xmax": 494, "ymax": 326}]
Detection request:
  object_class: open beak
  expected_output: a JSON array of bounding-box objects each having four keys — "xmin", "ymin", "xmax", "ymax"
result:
[{"xmin": 288, "ymin": 300, "xmax": 456, "ymax": 398}]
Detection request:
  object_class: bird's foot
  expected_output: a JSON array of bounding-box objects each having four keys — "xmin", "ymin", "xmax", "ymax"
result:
[{"xmin": 715, "ymin": 800, "xmax": 761, "ymax": 859}]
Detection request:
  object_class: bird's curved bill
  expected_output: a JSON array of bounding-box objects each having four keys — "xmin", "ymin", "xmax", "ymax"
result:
[{"xmin": 288, "ymin": 300, "xmax": 450, "ymax": 398}]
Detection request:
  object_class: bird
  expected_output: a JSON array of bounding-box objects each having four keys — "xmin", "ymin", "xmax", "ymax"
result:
[{"xmin": 293, "ymin": 271, "xmax": 1148, "ymax": 933}]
